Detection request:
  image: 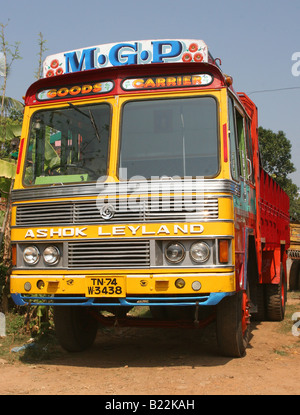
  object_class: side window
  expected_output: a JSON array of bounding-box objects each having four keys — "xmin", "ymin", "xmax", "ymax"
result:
[
  {"xmin": 245, "ymin": 118, "xmax": 254, "ymax": 182},
  {"xmin": 228, "ymin": 98, "xmax": 240, "ymax": 181},
  {"xmin": 235, "ymin": 109, "xmax": 248, "ymax": 179}
]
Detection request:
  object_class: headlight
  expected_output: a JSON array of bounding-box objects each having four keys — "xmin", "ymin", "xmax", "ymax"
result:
[
  {"xmin": 43, "ymin": 246, "xmax": 60, "ymax": 265},
  {"xmin": 190, "ymin": 241, "xmax": 210, "ymax": 263},
  {"xmin": 165, "ymin": 242, "xmax": 185, "ymax": 263},
  {"xmin": 23, "ymin": 246, "xmax": 40, "ymax": 265}
]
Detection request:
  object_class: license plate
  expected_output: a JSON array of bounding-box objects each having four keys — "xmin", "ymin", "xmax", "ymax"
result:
[{"xmin": 86, "ymin": 276, "xmax": 125, "ymax": 297}]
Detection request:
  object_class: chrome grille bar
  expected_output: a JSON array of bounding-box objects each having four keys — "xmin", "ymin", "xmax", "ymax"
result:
[
  {"xmin": 12, "ymin": 179, "xmax": 241, "ymax": 201},
  {"xmin": 16, "ymin": 197, "xmax": 219, "ymax": 225},
  {"xmin": 16, "ymin": 203, "xmax": 73, "ymax": 225},
  {"xmin": 68, "ymin": 239, "xmax": 150, "ymax": 268}
]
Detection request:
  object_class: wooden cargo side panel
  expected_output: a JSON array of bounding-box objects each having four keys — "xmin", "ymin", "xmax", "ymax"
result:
[
  {"xmin": 259, "ymin": 168, "xmax": 290, "ymax": 246},
  {"xmin": 259, "ymin": 168, "xmax": 290, "ymax": 284}
]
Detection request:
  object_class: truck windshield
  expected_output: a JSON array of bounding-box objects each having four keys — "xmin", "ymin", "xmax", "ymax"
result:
[
  {"xmin": 23, "ymin": 103, "xmax": 110, "ymax": 186},
  {"xmin": 119, "ymin": 96, "xmax": 219, "ymax": 180}
]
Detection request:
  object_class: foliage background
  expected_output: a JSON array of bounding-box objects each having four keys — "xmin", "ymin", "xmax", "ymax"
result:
[{"xmin": 258, "ymin": 127, "xmax": 300, "ymax": 222}]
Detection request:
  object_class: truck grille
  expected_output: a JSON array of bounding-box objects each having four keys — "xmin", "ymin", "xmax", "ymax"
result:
[
  {"xmin": 15, "ymin": 197, "xmax": 218, "ymax": 226},
  {"xmin": 68, "ymin": 239, "xmax": 150, "ymax": 268}
]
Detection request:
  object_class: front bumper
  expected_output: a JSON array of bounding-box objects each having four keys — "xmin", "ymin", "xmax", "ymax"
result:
[{"xmin": 10, "ymin": 271, "xmax": 235, "ymax": 307}]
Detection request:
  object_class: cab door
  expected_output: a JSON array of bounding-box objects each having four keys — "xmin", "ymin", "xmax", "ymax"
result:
[{"xmin": 228, "ymin": 96, "xmax": 255, "ymax": 290}]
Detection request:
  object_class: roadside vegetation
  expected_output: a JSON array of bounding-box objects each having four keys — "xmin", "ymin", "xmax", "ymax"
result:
[
  {"xmin": 0, "ymin": 307, "xmax": 62, "ymax": 363},
  {"xmin": 0, "ymin": 292, "xmax": 299, "ymax": 364}
]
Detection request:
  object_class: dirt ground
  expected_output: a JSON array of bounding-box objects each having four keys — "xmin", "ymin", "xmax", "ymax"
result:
[{"xmin": 0, "ymin": 294, "xmax": 300, "ymax": 396}]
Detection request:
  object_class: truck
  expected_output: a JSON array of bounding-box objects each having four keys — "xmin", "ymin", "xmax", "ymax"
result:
[
  {"xmin": 288, "ymin": 223, "xmax": 300, "ymax": 290},
  {"xmin": 9, "ymin": 39, "xmax": 290, "ymax": 357}
]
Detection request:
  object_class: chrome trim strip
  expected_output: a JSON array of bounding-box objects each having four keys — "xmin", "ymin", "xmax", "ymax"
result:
[
  {"xmin": 11, "ymin": 272, "xmax": 235, "ymax": 278},
  {"xmin": 12, "ymin": 219, "xmax": 234, "ymax": 229},
  {"xmin": 11, "ymin": 234, "xmax": 234, "ymax": 243},
  {"xmin": 13, "ymin": 193, "xmax": 232, "ymax": 206},
  {"xmin": 12, "ymin": 265, "xmax": 234, "ymax": 271},
  {"xmin": 12, "ymin": 179, "xmax": 241, "ymax": 201}
]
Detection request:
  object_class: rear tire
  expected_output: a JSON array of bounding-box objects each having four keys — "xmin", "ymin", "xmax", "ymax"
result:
[
  {"xmin": 289, "ymin": 260, "xmax": 300, "ymax": 291},
  {"xmin": 53, "ymin": 306, "xmax": 98, "ymax": 352},
  {"xmin": 216, "ymin": 288, "xmax": 251, "ymax": 358},
  {"xmin": 266, "ymin": 264, "xmax": 286, "ymax": 321}
]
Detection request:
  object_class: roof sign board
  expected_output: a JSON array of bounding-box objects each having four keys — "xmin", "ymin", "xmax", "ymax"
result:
[
  {"xmin": 37, "ymin": 80, "xmax": 114, "ymax": 101},
  {"xmin": 43, "ymin": 40, "xmax": 208, "ymax": 78},
  {"xmin": 122, "ymin": 74, "xmax": 213, "ymax": 91}
]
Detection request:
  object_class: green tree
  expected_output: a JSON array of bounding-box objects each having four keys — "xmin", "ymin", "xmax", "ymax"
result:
[
  {"xmin": 0, "ymin": 96, "xmax": 23, "ymax": 160},
  {"xmin": 258, "ymin": 126, "xmax": 300, "ymax": 222},
  {"xmin": 0, "ymin": 21, "xmax": 21, "ymax": 119},
  {"xmin": 0, "ymin": 95, "xmax": 23, "ymax": 119},
  {"xmin": 0, "ymin": 21, "xmax": 22, "ymax": 164},
  {"xmin": 35, "ymin": 32, "xmax": 47, "ymax": 80}
]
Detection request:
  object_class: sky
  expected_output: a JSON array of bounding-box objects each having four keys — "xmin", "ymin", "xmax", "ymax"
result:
[{"xmin": 1, "ymin": 0, "xmax": 300, "ymax": 188}]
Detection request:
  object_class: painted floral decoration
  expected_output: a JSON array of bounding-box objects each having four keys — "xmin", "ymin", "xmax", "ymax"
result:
[
  {"xmin": 182, "ymin": 43, "xmax": 204, "ymax": 63},
  {"xmin": 45, "ymin": 59, "xmax": 64, "ymax": 77}
]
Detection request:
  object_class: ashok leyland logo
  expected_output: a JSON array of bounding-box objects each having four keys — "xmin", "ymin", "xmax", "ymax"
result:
[{"xmin": 99, "ymin": 203, "xmax": 115, "ymax": 220}]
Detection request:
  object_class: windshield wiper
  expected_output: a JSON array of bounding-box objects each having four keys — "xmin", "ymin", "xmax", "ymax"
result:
[
  {"xmin": 88, "ymin": 109, "xmax": 101, "ymax": 143},
  {"xmin": 67, "ymin": 102, "xmax": 101, "ymax": 142}
]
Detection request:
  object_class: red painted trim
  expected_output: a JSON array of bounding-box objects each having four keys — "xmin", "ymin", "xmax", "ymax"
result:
[
  {"xmin": 16, "ymin": 138, "xmax": 24, "ymax": 175},
  {"xmin": 222, "ymin": 123, "xmax": 228, "ymax": 162}
]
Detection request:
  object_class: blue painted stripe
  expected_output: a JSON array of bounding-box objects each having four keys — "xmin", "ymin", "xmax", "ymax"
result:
[{"xmin": 12, "ymin": 292, "xmax": 234, "ymax": 307}]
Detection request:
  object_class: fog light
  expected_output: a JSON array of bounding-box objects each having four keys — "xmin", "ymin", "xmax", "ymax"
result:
[
  {"xmin": 192, "ymin": 281, "xmax": 201, "ymax": 291},
  {"xmin": 175, "ymin": 278, "xmax": 185, "ymax": 289},
  {"xmin": 24, "ymin": 282, "xmax": 31, "ymax": 292},
  {"xmin": 37, "ymin": 280, "xmax": 45, "ymax": 290}
]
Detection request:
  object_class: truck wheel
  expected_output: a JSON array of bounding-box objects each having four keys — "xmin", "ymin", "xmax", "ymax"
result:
[
  {"xmin": 53, "ymin": 306, "xmax": 98, "ymax": 352},
  {"xmin": 289, "ymin": 260, "xmax": 300, "ymax": 291},
  {"xmin": 216, "ymin": 288, "xmax": 251, "ymax": 358},
  {"xmin": 265, "ymin": 265, "xmax": 286, "ymax": 321}
]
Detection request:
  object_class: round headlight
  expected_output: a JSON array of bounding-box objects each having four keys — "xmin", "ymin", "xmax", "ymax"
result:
[
  {"xmin": 165, "ymin": 242, "xmax": 185, "ymax": 263},
  {"xmin": 43, "ymin": 246, "xmax": 60, "ymax": 265},
  {"xmin": 23, "ymin": 246, "xmax": 40, "ymax": 265},
  {"xmin": 190, "ymin": 241, "xmax": 210, "ymax": 263}
]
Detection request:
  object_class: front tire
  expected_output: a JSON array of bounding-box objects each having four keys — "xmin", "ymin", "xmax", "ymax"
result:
[
  {"xmin": 216, "ymin": 288, "xmax": 251, "ymax": 358},
  {"xmin": 53, "ymin": 306, "xmax": 98, "ymax": 352}
]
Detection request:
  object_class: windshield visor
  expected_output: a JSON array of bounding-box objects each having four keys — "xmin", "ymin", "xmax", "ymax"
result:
[
  {"xmin": 24, "ymin": 103, "xmax": 110, "ymax": 186},
  {"xmin": 119, "ymin": 96, "xmax": 219, "ymax": 180}
]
